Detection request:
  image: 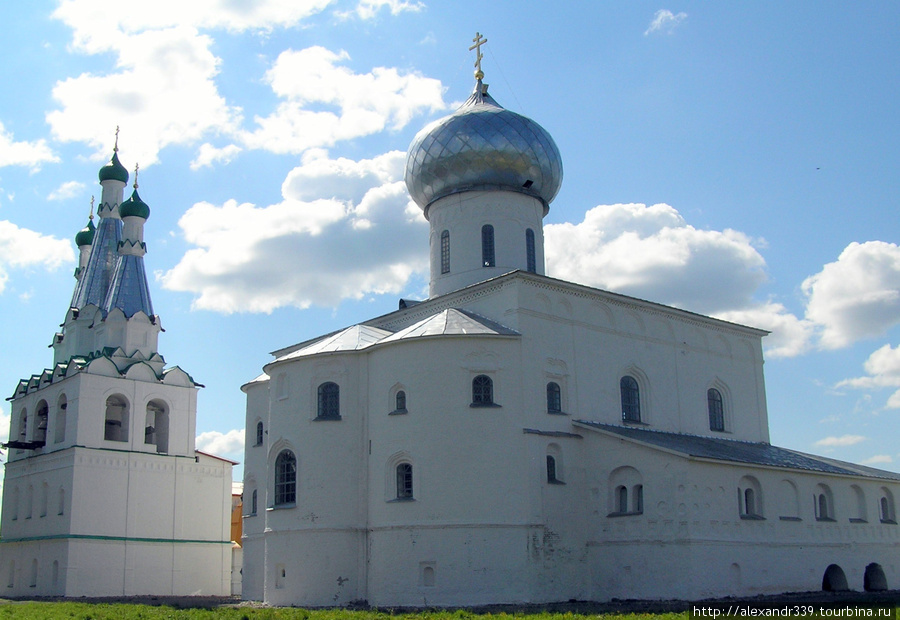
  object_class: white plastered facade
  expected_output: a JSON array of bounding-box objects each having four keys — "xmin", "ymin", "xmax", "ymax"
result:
[{"xmin": 242, "ymin": 271, "xmax": 900, "ymax": 606}]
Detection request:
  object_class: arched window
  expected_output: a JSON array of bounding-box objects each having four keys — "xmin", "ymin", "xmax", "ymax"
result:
[
  {"xmin": 104, "ymin": 395, "xmax": 129, "ymax": 442},
  {"xmin": 620, "ymin": 376, "xmax": 641, "ymax": 423},
  {"xmin": 440, "ymin": 230, "xmax": 450, "ymax": 274},
  {"xmin": 396, "ymin": 463, "xmax": 413, "ymax": 499},
  {"xmin": 58, "ymin": 487, "xmax": 65, "ymax": 516},
  {"xmin": 546, "ymin": 455, "xmax": 558, "ymax": 483},
  {"xmin": 55, "ymin": 394, "xmax": 67, "ymax": 444},
  {"xmin": 29, "ymin": 559, "xmax": 37, "ymax": 588},
  {"xmin": 144, "ymin": 400, "xmax": 169, "ymax": 453},
  {"xmin": 546, "ymin": 382, "xmax": 562, "ymax": 414},
  {"xmin": 317, "ymin": 382, "xmax": 340, "ymax": 419},
  {"xmin": 481, "ymin": 224, "xmax": 495, "ymax": 267},
  {"xmin": 880, "ymin": 489, "xmax": 896, "ymax": 523},
  {"xmin": 395, "ymin": 390, "xmax": 407, "ymax": 412},
  {"xmin": 34, "ymin": 401, "xmax": 48, "ymax": 444},
  {"xmin": 708, "ymin": 388, "xmax": 725, "ymax": 432},
  {"xmin": 616, "ymin": 485, "xmax": 628, "ymax": 513},
  {"xmin": 744, "ymin": 488, "xmax": 755, "ymax": 516},
  {"xmin": 739, "ymin": 475, "xmax": 763, "ymax": 518},
  {"xmin": 39, "ymin": 482, "xmax": 48, "ymax": 518},
  {"xmin": 471, "ymin": 375, "xmax": 494, "ymax": 406},
  {"xmin": 255, "ymin": 421, "xmax": 264, "ymax": 446},
  {"xmin": 815, "ymin": 484, "xmax": 834, "ymax": 521},
  {"xmin": 633, "ymin": 484, "xmax": 644, "ymax": 513},
  {"xmin": 18, "ymin": 407, "xmax": 27, "ymax": 440},
  {"xmin": 525, "ymin": 228, "xmax": 536, "ymax": 273},
  {"xmin": 274, "ymin": 450, "xmax": 296, "ymax": 506},
  {"xmin": 251, "ymin": 489, "xmax": 258, "ymax": 516}
]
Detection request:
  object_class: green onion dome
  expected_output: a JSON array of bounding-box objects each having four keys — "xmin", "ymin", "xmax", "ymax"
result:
[
  {"xmin": 98, "ymin": 152, "xmax": 129, "ymax": 184},
  {"xmin": 120, "ymin": 188, "xmax": 150, "ymax": 220},
  {"xmin": 75, "ymin": 219, "xmax": 96, "ymax": 247}
]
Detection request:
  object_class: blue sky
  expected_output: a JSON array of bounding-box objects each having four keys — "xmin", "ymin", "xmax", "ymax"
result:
[{"xmin": 1, "ymin": 1, "xmax": 899, "ymax": 486}]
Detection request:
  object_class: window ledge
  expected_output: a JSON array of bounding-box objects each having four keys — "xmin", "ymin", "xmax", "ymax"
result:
[
  {"xmin": 267, "ymin": 503, "xmax": 296, "ymax": 511},
  {"xmin": 253, "ymin": 442, "xmax": 263, "ymax": 447},
  {"xmin": 547, "ymin": 411, "xmax": 568, "ymax": 416},
  {"xmin": 388, "ymin": 409, "xmax": 408, "ymax": 416},
  {"xmin": 388, "ymin": 497, "xmax": 415, "ymax": 503},
  {"xmin": 849, "ymin": 518, "xmax": 868, "ymax": 524},
  {"xmin": 313, "ymin": 415, "xmax": 342, "ymax": 421},
  {"xmin": 243, "ymin": 513, "xmax": 258, "ymax": 518},
  {"xmin": 547, "ymin": 479, "xmax": 566, "ymax": 485},
  {"xmin": 622, "ymin": 420, "xmax": 648, "ymax": 426},
  {"xmin": 470, "ymin": 403, "xmax": 501, "ymax": 409},
  {"xmin": 740, "ymin": 514, "xmax": 765, "ymax": 521},
  {"xmin": 779, "ymin": 516, "xmax": 802, "ymax": 522},
  {"xmin": 816, "ymin": 517, "xmax": 837, "ymax": 522},
  {"xmin": 880, "ymin": 519, "xmax": 897, "ymax": 525},
  {"xmin": 607, "ymin": 511, "xmax": 643, "ymax": 518}
]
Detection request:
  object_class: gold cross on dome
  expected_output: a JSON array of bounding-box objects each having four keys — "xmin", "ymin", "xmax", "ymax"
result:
[{"xmin": 469, "ymin": 32, "xmax": 487, "ymax": 79}]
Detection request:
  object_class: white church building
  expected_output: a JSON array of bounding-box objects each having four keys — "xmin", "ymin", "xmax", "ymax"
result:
[
  {"xmin": 1, "ymin": 148, "xmax": 234, "ymax": 597},
  {"xmin": 241, "ymin": 42, "xmax": 900, "ymax": 607}
]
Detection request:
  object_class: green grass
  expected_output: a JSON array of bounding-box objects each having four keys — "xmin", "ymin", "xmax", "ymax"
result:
[{"xmin": 0, "ymin": 603, "xmax": 688, "ymax": 620}]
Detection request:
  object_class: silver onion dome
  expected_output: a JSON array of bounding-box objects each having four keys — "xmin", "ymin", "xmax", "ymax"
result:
[{"xmin": 405, "ymin": 81, "xmax": 563, "ymax": 212}]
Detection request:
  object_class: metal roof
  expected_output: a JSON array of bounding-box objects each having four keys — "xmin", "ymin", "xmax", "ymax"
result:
[
  {"xmin": 575, "ymin": 420, "xmax": 900, "ymax": 481},
  {"xmin": 378, "ymin": 308, "xmax": 520, "ymax": 343}
]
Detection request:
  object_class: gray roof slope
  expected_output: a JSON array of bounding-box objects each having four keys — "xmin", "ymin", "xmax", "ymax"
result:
[
  {"xmin": 575, "ymin": 420, "xmax": 900, "ymax": 482},
  {"xmin": 379, "ymin": 307, "xmax": 519, "ymax": 343},
  {"xmin": 277, "ymin": 324, "xmax": 394, "ymax": 361}
]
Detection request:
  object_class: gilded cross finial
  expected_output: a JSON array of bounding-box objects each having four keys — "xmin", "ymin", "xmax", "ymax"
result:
[
  {"xmin": 133, "ymin": 163, "xmax": 139, "ymax": 189},
  {"xmin": 114, "ymin": 126, "xmax": 120, "ymax": 152},
  {"xmin": 89, "ymin": 196, "xmax": 94, "ymax": 221},
  {"xmin": 469, "ymin": 32, "xmax": 487, "ymax": 80}
]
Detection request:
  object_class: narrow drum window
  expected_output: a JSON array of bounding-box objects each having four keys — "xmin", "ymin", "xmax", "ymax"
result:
[
  {"xmin": 274, "ymin": 450, "xmax": 297, "ymax": 506},
  {"xmin": 546, "ymin": 382, "xmax": 562, "ymax": 413},
  {"xmin": 256, "ymin": 421, "xmax": 264, "ymax": 446},
  {"xmin": 317, "ymin": 382, "xmax": 340, "ymax": 419},
  {"xmin": 440, "ymin": 230, "xmax": 450, "ymax": 274},
  {"xmin": 396, "ymin": 463, "xmax": 413, "ymax": 499},
  {"xmin": 481, "ymin": 225, "xmax": 495, "ymax": 267},
  {"xmin": 546, "ymin": 455, "xmax": 557, "ymax": 482},
  {"xmin": 396, "ymin": 390, "xmax": 407, "ymax": 412},
  {"xmin": 708, "ymin": 388, "xmax": 725, "ymax": 431},
  {"xmin": 472, "ymin": 375, "xmax": 494, "ymax": 405},
  {"xmin": 526, "ymin": 228, "xmax": 536, "ymax": 273},
  {"xmin": 620, "ymin": 376, "xmax": 641, "ymax": 423},
  {"xmin": 617, "ymin": 485, "xmax": 628, "ymax": 513}
]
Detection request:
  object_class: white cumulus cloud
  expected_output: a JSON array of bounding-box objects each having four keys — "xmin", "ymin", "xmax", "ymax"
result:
[
  {"xmin": 861, "ymin": 454, "xmax": 893, "ymax": 465},
  {"xmin": 161, "ymin": 150, "xmax": 428, "ymax": 313},
  {"xmin": 241, "ymin": 46, "xmax": 447, "ymax": 155},
  {"xmin": 0, "ymin": 221, "xmax": 74, "ymax": 294},
  {"xmin": 645, "ymin": 9, "xmax": 688, "ymax": 36},
  {"xmin": 47, "ymin": 181, "xmax": 86, "ymax": 201},
  {"xmin": 46, "ymin": 26, "xmax": 241, "ymax": 167},
  {"xmin": 338, "ymin": 0, "xmax": 424, "ymax": 20},
  {"xmin": 196, "ymin": 428, "xmax": 245, "ymax": 456},
  {"xmin": 802, "ymin": 241, "xmax": 900, "ymax": 350},
  {"xmin": 545, "ymin": 203, "xmax": 768, "ymax": 316},
  {"xmin": 837, "ymin": 344, "xmax": 900, "ymax": 409},
  {"xmin": 191, "ymin": 143, "xmax": 243, "ymax": 170},
  {"xmin": 0, "ymin": 121, "xmax": 59, "ymax": 171},
  {"xmin": 53, "ymin": 0, "xmax": 335, "ymax": 52},
  {"xmin": 814, "ymin": 434, "xmax": 867, "ymax": 448}
]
